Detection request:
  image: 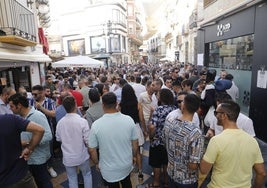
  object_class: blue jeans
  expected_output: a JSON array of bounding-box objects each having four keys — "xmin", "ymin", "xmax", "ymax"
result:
[
  {"xmin": 65, "ymin": 159, "xmax": 92, "ymax": 188},
  {"xmin": 29, "ymin": 163, "xmax": 53, "ymax": 188}
]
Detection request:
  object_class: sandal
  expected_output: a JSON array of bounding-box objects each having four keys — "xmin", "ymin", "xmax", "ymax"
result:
[{"xmin": 146, "ymin": 183, "xmax": 160, "ymax": 188}]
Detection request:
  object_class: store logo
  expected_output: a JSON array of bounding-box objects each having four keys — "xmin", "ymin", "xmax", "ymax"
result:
[{"xmin": 217, "ymin": 23, "xmax": 231, "ymax": 36}]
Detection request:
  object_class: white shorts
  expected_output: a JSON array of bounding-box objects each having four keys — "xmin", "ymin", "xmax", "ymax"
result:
[{"xmin": 135, "ymin": 123, "xmax": 145, "ymax": 146}]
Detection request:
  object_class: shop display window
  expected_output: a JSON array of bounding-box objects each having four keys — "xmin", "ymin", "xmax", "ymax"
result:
[
  {"xmin": 208, "ymin": 34, "xmax": 254, "ymax": 70},
  {"xmin": 206, "ymin": 34, "xmax": 254, "ymax": 115}
]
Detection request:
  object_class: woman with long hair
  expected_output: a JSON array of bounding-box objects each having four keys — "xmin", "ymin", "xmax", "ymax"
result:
[{"xmin": 119, "ymin": 84, "xmax": 147, "ymax": 181}]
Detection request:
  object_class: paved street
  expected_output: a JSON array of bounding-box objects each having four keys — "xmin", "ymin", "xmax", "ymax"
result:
[{"xmin": 50, "ymin": 138, "xmax": 267, "ymax": 188}]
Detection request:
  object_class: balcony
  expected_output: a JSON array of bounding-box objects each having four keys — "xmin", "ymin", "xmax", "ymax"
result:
[{"xmin": 0, "ymin": 0, "xmax": 37, "ymax": 46}]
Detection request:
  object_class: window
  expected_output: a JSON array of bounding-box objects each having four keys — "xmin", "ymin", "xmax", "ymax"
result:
[
  {"xmin": 112, "ymin": 9, "xmax": 120, "ymax": 23},
  {"xmin": 207, "ymin": 34, "xmax": 254, "ymax": 70},
  {"xmin": 207, "ymin": 35, "xmax": 254, "ymax": 115},
  {"xmin": 67, "ymin": 39, "xmax": 85, "ymax": 56},
  {"xmin": 122, "ymin": 36, "xmax": 126, "ymax": 52},
  {"xmin": 128, "ymin": 5, "xmax": 134, "ymax": 16},
  {"xmin": 110, "ymin": 34, "xmax": 120, "ymax": 52},
  {"xmin": 90, "ymin": 36, "xmax": 106, "ymax": 54}
]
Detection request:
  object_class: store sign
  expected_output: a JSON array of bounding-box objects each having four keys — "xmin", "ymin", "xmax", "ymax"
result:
[{"xmin": 217, "ymin": 23, "xmax": 231, "ymax": 36}]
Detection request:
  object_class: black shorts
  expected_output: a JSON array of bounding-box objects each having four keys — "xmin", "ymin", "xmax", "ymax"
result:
[{"xmin": 149, "ymin": 145, "xmax": 168, "ymax": 168}]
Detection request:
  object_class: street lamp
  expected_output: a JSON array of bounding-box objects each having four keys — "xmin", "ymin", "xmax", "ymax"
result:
[{"xmin": 103, "ymin": 20, "xmax": 117, "ymax": 67}]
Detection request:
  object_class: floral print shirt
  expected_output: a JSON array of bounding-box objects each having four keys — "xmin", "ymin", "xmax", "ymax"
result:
[{"xmin": 150, "ymin": 105, "xmax": 176, "ymax": 147}]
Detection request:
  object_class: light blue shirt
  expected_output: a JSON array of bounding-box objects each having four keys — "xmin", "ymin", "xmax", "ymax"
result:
[
  {"xmin": 21, "ymin": 107, "xmax": 52, "ymax": 165},
  {"xmin": 89, "ymin": 112, "xmax": 138, "ymax": 182}
]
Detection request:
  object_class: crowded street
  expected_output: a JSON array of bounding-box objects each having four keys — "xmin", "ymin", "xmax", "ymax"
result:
[{"xmin": 1, "ymin": 0, "xmax": 267, "ymax": 188}]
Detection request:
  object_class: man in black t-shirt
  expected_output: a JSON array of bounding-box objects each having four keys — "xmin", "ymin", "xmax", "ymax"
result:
[{"xmin": 0, "ymin": 114, "xmax": 44, "ymax": 188}]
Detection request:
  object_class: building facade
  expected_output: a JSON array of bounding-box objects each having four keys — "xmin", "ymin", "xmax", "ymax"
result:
[
  {"xmin": 198, "ymin": 0, "xmax": 267, "ymax": 141},
  {"xmin": 48, "ymin": 0, "xmax": 144, "ymax": 67},
  {"xmin": 146, "ymin": 0, "xmax": 199, "ymax": 64},
  {"xmin": 0, "ymin": 0, "xmax": 51, "ymax": 90}
]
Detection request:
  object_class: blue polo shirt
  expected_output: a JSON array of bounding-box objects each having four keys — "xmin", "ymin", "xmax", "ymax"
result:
[{"xmin": 0, "ymin": 114, "xmax": 30, "ymax": 187}]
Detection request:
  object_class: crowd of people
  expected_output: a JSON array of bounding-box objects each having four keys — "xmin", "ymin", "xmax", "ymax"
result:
[{"xmin": 0, "ymin": 61, "xmax": 266, "ymax": 188}]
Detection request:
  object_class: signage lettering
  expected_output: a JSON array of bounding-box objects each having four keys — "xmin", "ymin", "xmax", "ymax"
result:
[{"xmin": 217, "ymin": 23, "xmax": 231, "ymax": 36}]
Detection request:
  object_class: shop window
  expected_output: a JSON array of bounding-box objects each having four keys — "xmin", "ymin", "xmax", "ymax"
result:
[
  {"xmin": 208, "ymin": 34, "xmax": 254, "ymax": 70},
  {"xmin": 207, "ymin": 34, "xmax": 254, "ymax": 115}
]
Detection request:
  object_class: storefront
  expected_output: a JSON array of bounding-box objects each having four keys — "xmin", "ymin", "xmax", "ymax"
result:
[
  {"xmin": 197, "ymin": 2, "xmax": 267, "ymax": 141},
  {"xmin": 0, "ymin": 45, "xmax": 51, "ymax": 91}
]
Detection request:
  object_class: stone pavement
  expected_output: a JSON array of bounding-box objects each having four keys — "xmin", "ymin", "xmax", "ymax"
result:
[
  {"xmin": 51, "ymin": 140, "xmax": 154, "ymax": 188},
  {"xmin": 51, "ymin": 138, "xmax": 267, "ymax": 188}
]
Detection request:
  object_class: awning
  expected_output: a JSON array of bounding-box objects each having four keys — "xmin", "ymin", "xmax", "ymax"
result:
[
  {"xmin": 0, "ymin": 51, "xmax": 51, "ymax": 62},
  {"xmin": 93, "ymin": 53, "xmax": 110, "ymax": 59},
  {"xmin": 52, "ymin": 55, "xmax": 104, "ymax": 68}
]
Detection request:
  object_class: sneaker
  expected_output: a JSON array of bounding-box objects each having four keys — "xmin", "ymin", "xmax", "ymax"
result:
[
  {"xmin": 138, "ymin": 173, "xmax": 144, "ymax": 180},
  {"xmin": 48, "ymin": 167, "xmax": 57, "ymax": 178}
]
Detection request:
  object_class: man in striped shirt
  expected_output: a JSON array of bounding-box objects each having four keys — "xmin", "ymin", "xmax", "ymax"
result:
[{"xmin": 164, "ymin": 94, "xmax": 204, "ymax": 188}]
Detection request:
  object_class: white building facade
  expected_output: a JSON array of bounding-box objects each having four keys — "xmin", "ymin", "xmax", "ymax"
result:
[{"xmin": 0, "ymin": 0, "xmax": 52, "ymax": 90}]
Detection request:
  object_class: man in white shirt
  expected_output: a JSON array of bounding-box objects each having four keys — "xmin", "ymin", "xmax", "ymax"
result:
[
  {"xmin": 166, "ymin": 91, "xmax": 200, "ymax": 128},
  {"xmin": 139, "ymin": 80, "xmax": 158, "ymax": 128},
  {"xmin": 132, "ymin": 76, "xmax": 146, "ymax": 99},
  {"xmin": 225, "ymin": 74, "xmax": 239, "ymax": 102},
  {"xmin": 56, "ymin": 96, "xmax": 92, "ymax": 188},
  {"xmin": 206, "ymin": 93, "xmax": 255, "ymax": 138}
]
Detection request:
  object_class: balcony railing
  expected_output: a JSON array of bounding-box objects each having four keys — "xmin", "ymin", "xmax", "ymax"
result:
[{"xmin": 0, "ymin": 0, "xmax": 37, "ymax": 46}]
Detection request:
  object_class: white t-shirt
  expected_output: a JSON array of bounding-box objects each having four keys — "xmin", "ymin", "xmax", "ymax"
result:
[
  {"xmin": 138, "ymin": 92, "xmax": 158, "ymax": 125},
  {"xmin": 210, "ymin": 112, "xmax": 255, "ymax": 136},
  {"xmin": 226, "ymin": 81, "xmax": 239, "ymax": 101},
  {"xmin": 166, "ymin": 108, "xmax": 200, "ymax": 129},
  {"xmin": 132, "ymin": 83, "xmax": 146, "ymax": 99}
]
